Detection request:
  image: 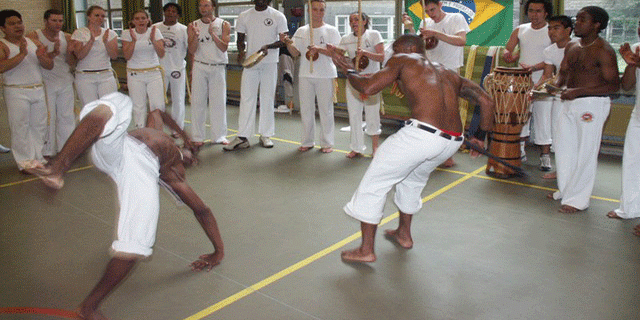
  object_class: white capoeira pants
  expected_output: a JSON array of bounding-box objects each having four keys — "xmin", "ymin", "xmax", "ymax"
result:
[
  {"xmin": 191, "ymin": 63, "xmax": 227, "ymax": 143},
  {"xmin": 238, "ymin": 62, "xmax": 277, "ymax": 138},
  {"xmin": 3, "ymin": 86, "xmax": 47, "ymax": 169},
  {"xmin": 344, "ymin": 120, "xmax": 463, "ymax": 225},
  {"xmin": 298, "ymin": 77, "xmax": 335, "ymax": 148},
  {"xmin": 553, "ymin": 96, "xmax": 610, "ymax": 210},
  {"xmin": 43, "ymin": 81, "xmax": 76, "ymax": 156},
  {"xmin": 127, "ymin": 69, "xmax": 165, "ymax": 128},
  {"xmin": 164, "ymin": 67, "xmax": 187, "ymax": 129},
  {"xmin": 82, "ymin": 93, "xmax": 160, "ymax": 257},
  {"xmin": 613, "ymin": 105, "xmax": 640, "ymax": 219},
  {"xmin": 74, "ymin": 71, "xmax": 118, "ymax": 106},
  {"xmin": 346, "ymin": 81, "xmax": 381, "ymax": 153},
  {"xmin": 532, "ymin": 97, "xmax": 553, "ymax": 146}
]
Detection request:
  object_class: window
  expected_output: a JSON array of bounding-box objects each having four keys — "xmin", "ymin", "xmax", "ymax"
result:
[{"xmin": 335, "ymin": 14, "xmax": 395, "ymax": 43}]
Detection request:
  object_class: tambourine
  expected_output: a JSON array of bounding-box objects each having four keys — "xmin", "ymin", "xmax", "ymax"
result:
[
  {"xmin": 242, "ymin": 51, "xmax": 266, "ymax": 68},
  {"xmin": 425, "ymin": 36, "xmax": 439, "ymax": 50},
  {"xmin": 352, "ymin": 56, "xmax": 369, "ymax": 70},
  {"xmin": 305, "ymin": 50, "xmax": 319, "ymax": 61}
]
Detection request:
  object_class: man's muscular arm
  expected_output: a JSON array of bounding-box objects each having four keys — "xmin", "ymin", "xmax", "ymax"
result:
[{"xmin": 333, "ymin": 53, "xmax": 404, "ymax": 96}]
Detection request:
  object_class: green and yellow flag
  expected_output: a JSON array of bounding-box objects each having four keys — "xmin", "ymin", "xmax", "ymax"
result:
[{"xmin": 404, "ymin": 0, "xmax": 513, "ymax": 46}]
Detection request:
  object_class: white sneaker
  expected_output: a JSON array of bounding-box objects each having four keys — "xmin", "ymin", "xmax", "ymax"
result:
[
  {"xmin": 0, "ymin": 144, "xmax": 10, "ymax": 153},
  {"xmin": 274, "ymin": 105, "xmax": 291, "ymax": 113},
  {"xmin": 223, "ymin": 137, "xmax": 250, "ymax": 151},
  {"xmin": 539, "ymin": 154, "xmax": 552, "ymax": 171},
  {"xmin": 520, "ymin": 142, "xmax": 527, "ymax": 162},
  {"xmin": 259, "ymin": 136, "xmax": 274, "ymax": 148}
]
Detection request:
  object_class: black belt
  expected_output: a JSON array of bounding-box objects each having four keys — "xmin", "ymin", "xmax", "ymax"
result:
[{"xmin": 405, "ymin": 120, "xmax": 463, "ymax": 141}]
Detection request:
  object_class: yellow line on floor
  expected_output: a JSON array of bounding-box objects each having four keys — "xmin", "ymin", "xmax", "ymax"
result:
[
  {"xmin": 0, "ymin": 165, "xmax": 93, "ymax": 188},
  {"xmin": 183, "ymin": 165, "xmax": 486, "ymax": 320}
]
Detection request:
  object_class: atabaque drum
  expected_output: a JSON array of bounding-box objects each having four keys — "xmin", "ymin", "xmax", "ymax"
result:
[{"xmin": 482, "ymin": 67, "xmax": 533, "ymax": 178}]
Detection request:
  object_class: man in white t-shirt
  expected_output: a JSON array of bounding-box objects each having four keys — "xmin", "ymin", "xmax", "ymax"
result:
[
  {"xmin": 503, "ymin": 0, "xmax": 552, "ymax": 168},
  {"xmin": 187, "ymin": 0, "xmax": 231, "ymax": 148},
  {"xmin": 403, "ymin": 0, "xmax": 470, "ymax": 167},
  {"xmin": 284, "ymin": 0, "xmax": 341, "ymax": 153},
  {"xmin": 27, "ymin": 9, "xmax": 76, "ymax": 157},
  {"xmin": 532, "ymin": 15, "xmax": 573, "ymax": 180},
  {"xmin": 154, "ymin": 3, "xmax": 188, "ymax": 131},
  {"xmin": 224, "ymin": 0, "xmax": 288, "ymax": 151},
  {"xmin": 328, "ymin": 12, "xmax": 384, "ymax": 158}
]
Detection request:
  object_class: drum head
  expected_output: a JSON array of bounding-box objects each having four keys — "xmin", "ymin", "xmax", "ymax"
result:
[{"xmin": 242, "ymin": 51, "xmax": 266, "ymax": 68}]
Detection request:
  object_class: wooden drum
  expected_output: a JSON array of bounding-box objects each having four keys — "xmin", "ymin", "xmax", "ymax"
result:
[{"xmin": 482, "ymin": 67, "xmax": 533, "ymax": 177}]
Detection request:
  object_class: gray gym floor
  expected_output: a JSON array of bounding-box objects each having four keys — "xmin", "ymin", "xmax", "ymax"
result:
[{"xmin": 1, "ymin": 105, "xmax": 639, "ymax": 320}]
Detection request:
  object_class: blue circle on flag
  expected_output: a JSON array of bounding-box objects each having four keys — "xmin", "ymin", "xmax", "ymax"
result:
[{"xmin": 441, "ymin": 0, "xmax": 476, "ymax": 25}]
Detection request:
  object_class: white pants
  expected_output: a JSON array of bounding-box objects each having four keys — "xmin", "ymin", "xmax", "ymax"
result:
[
  {"xmin": 3, "ymin": 86, "xmax": 47, "ymax": 169},
  {"xmin": 346, "ymin": 81, "xmax": 381, "ymax": 153},
  {"xmin": 532, "ymin": 98, "xmax": 553, "ymax": 146},
  {"xmin": 43, "ymin": 81, "xmax": 76, "ymax": 155},
  {"xmin": 74, "ymin": 71, "xmax": 118, "ymax": 106},
  {"xmin": 191, "ymin": 63, "xmax": 227, "ymax": 143},
  {"xmin": 613, "ymin": 105, "xmax": 640, "ymax": 219},
  {"xmin": 344, "ymin": 121, "xmax": 463, "ymax": 224},
  {"xmin": 164, "ymin": 68, "xmax": 186, "ymax": 129},
  {"xmin": 127, "ymin": 69, "xmax": 165, "ymax": 128},
  {"xmin": 553, "ymin": 97, "xmax": 610, "ymax": 210},
  {"xmin": 550, "ymin": 97, "xmax": 562, "ymax": 151},
  {"xmin": 298, "ymin": 77, "xmax": 335, "ymax": 148},
  {"xmin": 238, "ymin": 62, "xmax": 277, "ymax": 138}
]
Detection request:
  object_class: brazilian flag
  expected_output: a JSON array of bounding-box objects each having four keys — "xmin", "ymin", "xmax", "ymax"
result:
[{"xmin": 404, "ymin": 0, "xmax": 513, "ymax": 46}]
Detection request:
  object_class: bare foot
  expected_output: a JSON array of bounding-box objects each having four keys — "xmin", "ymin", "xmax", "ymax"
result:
[
  {"xmin": 542, "ymin": 171, "xmax": 557, "ymax": 179},
  {"xmin": 25, "ymin": 164, "xmax": 64, "ymax": 190},
  {"xmin": 559, "ymin": 205, "xmax": 582, "ymax": 213},
  {"xmin": 340, "ymin": 247, "xmax": 376, "ymax": 263},
  {"xmin": 320, "ymin": 147, "xmax": 333, "ymax": 153},
  {"xmin": 384, "ymin": 229, "xmax": 413, "ymax": 249},
  {"xmin": 76, "ymin": 307, "xmax": 108, "ymax": 320},
  {"xmin": 346, "ymin": 151, "xmax": 362, "ymax": 158},
  {"xmin": 633, "ymin": 224, "xmax": 640, "ymax": 236},
  {"xmin": 546, "ymin": 192, "xmax": 555, "ymax": 200},
  {"xmin": 190, "ymin": 252, "xmax": 223, "ymax": 271},
  {"xmin": 441, "ymin": 157, "xmax": 455, "ymax": 168},
  {"xmin": 606, "ymin": 211, "xmax": 623, "ymax": 219},
  {"xmin": 298, "ymin": 145, "xmax": 313, "ymax": 152}
]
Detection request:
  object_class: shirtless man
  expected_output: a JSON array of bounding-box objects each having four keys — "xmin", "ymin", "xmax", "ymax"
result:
[
  {"xmin": 28, "ymin": 92, "xmax": 224, "ymax": 319},
  {"xmin": 332, "ymin": 34, "xmax": 494, "ymax": 263},
  {"xmin": 549, "ymin": 6, "xmax": 620, "ymax": 214}
]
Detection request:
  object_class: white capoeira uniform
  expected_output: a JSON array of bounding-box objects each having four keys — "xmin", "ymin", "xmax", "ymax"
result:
[
  {"xmin": 154, "ymin": 21, "xmax": 188, "ymax": 129},
  {"xmin": 535, "ymin": 42, "xmax": 565, "ymax": 147},
  {"xmin": 80, "ymin": 92, "xmax": 160, "ymax": 257},
  {"xmin": 516, "ymin": 23, "xmax": 551, "ymax": 140},
  {"xmin": 292, "ymin": 23, "xmax": 341, "ymax": 148},
  {"xmin": 121, "ymin": 27, "xmax": 165, "ymax": 128},
  {"xmin": 344, "ymin": 119, "xmax": 463, "ymax": 224},
  {"xmin": 1, "ymin": 37, "xmax": 47, "ymax": 170},
  {"xmin": 552, "ymin": 96, "xmax": 610, "ymax": 210},
  {"xmin": 71, "ymin": 27, "xmax": 118, "ymax": 106},
  {"xmin": 613, "ymin": 43, "xmax": 640, "ymax": 219},
  {"xmin": 338, "ymin": 29, "xmax": 383, "ymax": 153},
  {"xmin": 191, "ymin": 18, "xmax": 228, "ymax": 144},
  {"xmin": 36, "ymin": 29, "xmax": 76, "ymax": 156},
  {"xmin": 418, "ymin": 12, "xmax": 470, "ymax": 71},
  {"xmin": 236, "ymin": 6, "xmax": 288, "ymax": 139}
]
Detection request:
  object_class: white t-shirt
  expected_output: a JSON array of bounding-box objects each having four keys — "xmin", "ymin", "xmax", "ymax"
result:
[
  {"xmin": 418, "ymin": 13, "xmax": 470, "ymax": 70},
  {"xmin": 543, "ymin": 42, "xmax": 565, "ymax": 72},
  {"xmin": 153, "ymin": 22, "xmax": 187, "ymax": 71},
  {"xmin": 36, "ymin": 29, "xmax": 73, "ymax": 83},
  {"xmin": 236, "ymin": 7, "xmax": 288, "ymax": 65},
  {"xmin": 192, "ymin": 18, "xmax": 228, "ymax": 64},
  {"xmin": 71, "ymin": 27, "xmax": 117, "ymax": 71},
  {"xmin": 517, "ymin": 22, "xmax": 551, "ymax": 82},
  {"xmin": 338, "ymin": 29, "xmax": 383, "ymax": 74},
  {"xmin": 292, "ymin": 24, "xmax": 341, "ymax": 79},
  {"xmin": 0, "ymin": 38, "xmax": 43, "ymax": 85},
  {"xmin": 121, "ymin": 27, "xmax": 164, "ymax": 69}
]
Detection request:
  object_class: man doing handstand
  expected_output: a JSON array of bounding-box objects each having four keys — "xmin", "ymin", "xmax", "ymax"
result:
[{"xmin": 28, "ymin": 92, "xmax": 224, "ymax": 319}]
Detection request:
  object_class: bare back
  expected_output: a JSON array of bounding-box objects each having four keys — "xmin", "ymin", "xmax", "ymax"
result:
[{"xmin": 393, "ymin": 53, "xmax": 465, "ymax": 132}]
